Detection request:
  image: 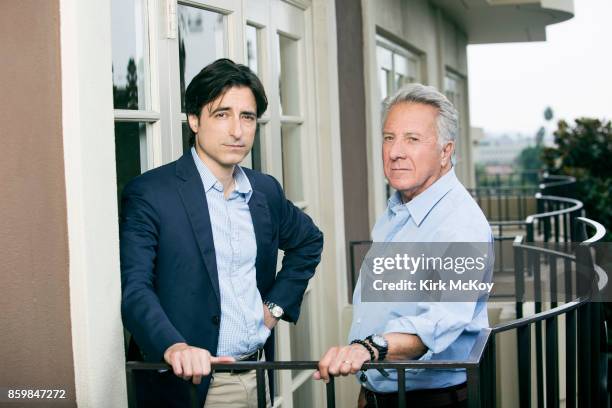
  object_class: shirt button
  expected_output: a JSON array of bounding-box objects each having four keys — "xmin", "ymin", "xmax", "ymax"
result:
[{"xmin": 212, "ymin": 316, "xmax": 220, "ymax": 325}]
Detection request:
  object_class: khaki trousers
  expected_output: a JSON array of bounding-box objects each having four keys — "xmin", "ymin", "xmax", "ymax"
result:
[{"xmin": 204, "ymin": 369, "xmax": 271, "ymax": 408}]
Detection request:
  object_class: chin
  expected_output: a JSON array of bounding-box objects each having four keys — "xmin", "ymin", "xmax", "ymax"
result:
[{"xmin": 222, "ymin": 155, "xmax": 247, "ymax": 166}]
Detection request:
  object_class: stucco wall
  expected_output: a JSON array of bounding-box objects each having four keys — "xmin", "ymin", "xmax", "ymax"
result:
[
  {"xmin": 0, "ymin": 1, "xmax": 76, "ymax": 406},
  {"xmin": 336, "ymin": 0, "xmax": 372, "ymax": 293}
]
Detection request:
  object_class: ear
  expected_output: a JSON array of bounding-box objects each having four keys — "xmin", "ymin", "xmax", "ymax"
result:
[
  {"xmin": 441, "ymin": 141, "xmax": 455, "ymax": 165},
  {"xmin": 187, "ymin": 113, "xmax": 200, "ymax": 134}
]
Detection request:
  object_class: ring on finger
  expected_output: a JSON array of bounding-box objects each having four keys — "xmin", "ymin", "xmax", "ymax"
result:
[{"xmin": 342, "ymin": 360, "xmax": 352, "ymax": 365}]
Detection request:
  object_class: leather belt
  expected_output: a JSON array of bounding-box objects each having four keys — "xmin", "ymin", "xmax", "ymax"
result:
[
  {"xmin": 363, "ymin": 382, "xmax": 467, "ymax": 407},
  {"xmin": 229, "ymin": 349, "xmax": 264, "ymax": 375}
]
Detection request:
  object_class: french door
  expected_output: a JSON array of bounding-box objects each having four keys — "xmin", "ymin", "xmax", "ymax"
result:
[{"xmin": 111, "ymin": 0, "xmax": 321, "ymax": 406}]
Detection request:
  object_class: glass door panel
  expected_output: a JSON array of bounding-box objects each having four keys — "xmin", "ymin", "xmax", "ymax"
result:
[
  {"xmin": 111, "ymin": 0, "xmax": 149, "ymax": 110},
  {"xmin": 178, "ymin": 4, "xmax": 227, "ymax": 111}
]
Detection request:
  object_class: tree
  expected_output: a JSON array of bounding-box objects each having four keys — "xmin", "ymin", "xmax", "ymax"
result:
[
  {"xmin": 126, "ymin": 58, "xmax": 139, "ymax": 109},
  {"xmin": 542, "ymin": 118, "xmax": 612, "ymax": 240}
]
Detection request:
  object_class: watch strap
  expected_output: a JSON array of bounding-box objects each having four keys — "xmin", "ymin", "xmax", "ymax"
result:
[{"xmin": 365, "ymin": 335, "xmax": 388, "ymax": 361}]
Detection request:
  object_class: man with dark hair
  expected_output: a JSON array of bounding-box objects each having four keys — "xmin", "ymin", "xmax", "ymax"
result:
[{"xmin": 121, "ymin": 58, "xmax": 323, "ymax": 407}]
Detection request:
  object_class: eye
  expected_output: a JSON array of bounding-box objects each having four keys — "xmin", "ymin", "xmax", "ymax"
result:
[
  {"xmin": 242, "ymin": 114, "xmax": 256, "ymax": 122},
  {"xmin": 215, "ymin": 112, "xmax": 228, "ymax": 118},
  {"xmin": 383, "ymin": 135, "xmax": 394, "ymax": 142}
]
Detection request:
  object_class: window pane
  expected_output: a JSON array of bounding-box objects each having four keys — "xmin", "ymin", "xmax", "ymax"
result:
[
  {"xmin": 394, "ymin": 72, "xmax": 406, "ymax": 90},
  {"xmin": 181, "ymin": 122, "xmax": 193, "ymax": 154},
  {"xmin": 111, "ymin": 0, "xmax": 148, "ymax": 110},
  {"xmin": 280, "ymin": 123, "xmax": 303, "ymax": 202},
  {"xmin": 278, "ymin": 35, "xmax": 300, "ymax": 116},
  {"xmin": 115, "ymin": 122, "xmax": 146, "ymax": 211},
  {"xmin": 379, "ymin": 68, "xmax": 389, "ymax": 100},
  {"xmin": 178, "ymin": 5, "xmax": 226, "ymax": 111},
  {"xmin": 246, "ymin": 25, "xmax": 259, "ymax": 75},
  {"xmin": 377, "ymin": 45, "xmax": 392, "ymax": 71},
  {"xmin": 394, "ymin": 53, "xmax": 407, "ymax": 76},
  {"xmin": 290, "ymin": 291, "xmax": 311, "ymax": 378},
  {"xmin": 252, "ymin": 125, "xmax": 263, "ymax": 172}
]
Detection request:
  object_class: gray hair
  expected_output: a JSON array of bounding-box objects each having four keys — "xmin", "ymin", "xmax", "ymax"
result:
[{"xmin": 381, "ymin": 83, "xmax": 458, "ymax": 146}]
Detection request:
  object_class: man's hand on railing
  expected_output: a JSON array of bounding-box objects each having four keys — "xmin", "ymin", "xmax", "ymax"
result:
[
  {"xmin": 163, "ymin": 343, "xmax": 235, "ymax": 385},
  {"xmin": 313, "ymin": 344, "xmax": 373, "ymax": 383}
]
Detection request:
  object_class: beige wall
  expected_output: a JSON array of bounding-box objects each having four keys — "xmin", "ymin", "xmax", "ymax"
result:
[{"xmin": 0, "ymin": 0, "xmax": 75, "ymax": 406}]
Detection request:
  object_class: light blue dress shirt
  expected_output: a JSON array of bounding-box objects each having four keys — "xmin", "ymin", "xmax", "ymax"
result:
[
  {"xmin": 349, "ymin": 169, "xmax": 494, "ymax": 392},
  {"xmin": 191, "ymin": 147, "xmax": 270, "ymax": 357}
]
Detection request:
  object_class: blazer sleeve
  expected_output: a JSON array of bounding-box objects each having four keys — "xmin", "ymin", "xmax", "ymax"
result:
[
  {"xmin": 264, "ymin": 177, "xmax": 324, "ymax": 323},
  {"xmin": 120, "ymin": 180, "xmax": 186, "ymax": 361}
]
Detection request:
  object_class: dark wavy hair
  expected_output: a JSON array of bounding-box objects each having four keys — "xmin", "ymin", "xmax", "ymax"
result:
[{"xmin": 185, "ymin": 58, "xmax": 268, "ymax": 146}]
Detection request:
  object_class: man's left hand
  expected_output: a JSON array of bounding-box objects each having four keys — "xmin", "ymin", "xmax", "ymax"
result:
[
  {"xmin": 313, "ymin": 344, "xmax": 373, "ymax": 383},
  {"xmin": 263, "ymin": 304, "xmax": 279, "ymax": 330}
]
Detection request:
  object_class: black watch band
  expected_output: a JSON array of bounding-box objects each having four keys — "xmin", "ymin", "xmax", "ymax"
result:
[{"xmin": 365, "ymin": 335, "xmax": 388, "ymax": 361}]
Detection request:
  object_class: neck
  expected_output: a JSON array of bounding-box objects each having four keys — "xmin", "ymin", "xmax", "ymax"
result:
[
  {"xmin": 400, "ymin": 165, "xmax": 452, "ymax": 203},
  {"xmin": 195, "ymin": 147, "xmax": 235, "ymax": 193}
]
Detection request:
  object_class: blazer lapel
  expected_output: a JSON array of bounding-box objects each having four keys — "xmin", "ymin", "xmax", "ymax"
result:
[
  {"xmin": 248, "ymin": 189, "xmax": 273, "ymax": 288},
  {"xmin": 176, "ymin": 154, "xmax": 220, "ymax": 303}
]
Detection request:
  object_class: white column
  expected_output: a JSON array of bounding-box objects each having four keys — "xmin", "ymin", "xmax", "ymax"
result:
[{"xmin": 60, "ymin": 0, "xmax": 127, "ymax": 406}]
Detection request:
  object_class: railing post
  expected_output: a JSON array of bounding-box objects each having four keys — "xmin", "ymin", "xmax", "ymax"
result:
[
  {"xmin": 566, "ymin": 308, "xmax": 577, "ymax": 408},
  {"xmin": 190, "ymin": 386, "xmax": 199, "ymax": 408},
  {"xmin": 533, "ymin": 252, "xmax": 544, "ymax": 408},
  {"xmin": 326, "ymin": 376, "xmax": 336, "ymax": 408},
  {"xmin": 126, "ymin": 368, "xmax": 137, "ymax": 408},
  {"xmin": 467, "ymin": 366, "xmax": 481, "ymax": 408},
  {"xmin": 488, "ymin": 336, "xmax": 497, "ymax": 406},
  {"xmin": 397, "ymin": 368, "xmax": 406, "ymax": 408},
  {"xmin": 577, "ymin": 303, "xmax": 592, "ymax": 407},
  {"xmin": 545, "ymin": 316, "xmax": 559, "ymax": 408},
  {"xmin": 256, "ymin": 368, "xmax": 266, "ymax": 408},
  {"xmin": 514, "ymin": 241, "xmax": 524, "ymax": 319},
  {"xmin": 517, "ymin": 325, "xmax": 532, "ymax": 407}
]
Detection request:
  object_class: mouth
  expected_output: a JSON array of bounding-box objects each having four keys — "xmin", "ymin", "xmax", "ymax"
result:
[{"xmin": 224, "ymin": 144, "xmax": 245, "ymax": 148}]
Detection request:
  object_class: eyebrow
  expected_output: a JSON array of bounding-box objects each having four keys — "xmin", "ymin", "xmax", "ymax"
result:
[
  {"xmin": 382, "ymin": 131, "xmax": 423, "ymax": 137},
  {"xmin": 210, "ymin": 106, "xmax": 257, "ymax": 116}
]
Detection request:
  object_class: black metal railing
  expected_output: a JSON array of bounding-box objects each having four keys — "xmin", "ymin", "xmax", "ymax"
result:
[
  {"xmin": 126, "ymin": 216, "xmax": 607, "ymax": 407},
  {"xmin": 125, "ymin": 328, "xmax": 496, "ymax": 408}
]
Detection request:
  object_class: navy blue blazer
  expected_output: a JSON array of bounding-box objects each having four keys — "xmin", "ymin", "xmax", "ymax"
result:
[{"xmin": 120, "ymin": 152, "xmax": 323, "ymax": 407}]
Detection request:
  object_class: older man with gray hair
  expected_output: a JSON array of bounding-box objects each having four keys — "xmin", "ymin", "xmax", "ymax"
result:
[{"xmin": 314, "ymin": 84, "xmax": 492, "ymax": 407}]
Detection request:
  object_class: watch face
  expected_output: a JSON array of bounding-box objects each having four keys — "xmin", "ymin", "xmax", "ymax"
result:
[
  {"xmin": 271, "ymin": 306, "xmax": 283, "ymax": 318},
  {"xmin": 372, "ymin": 334, "xmax": 387, "ymax": 347}
]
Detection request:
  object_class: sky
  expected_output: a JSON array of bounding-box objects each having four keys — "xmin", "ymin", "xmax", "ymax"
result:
[{"xmin": 467, "ymin": 0, "xmax": 612, "ymax": 136}]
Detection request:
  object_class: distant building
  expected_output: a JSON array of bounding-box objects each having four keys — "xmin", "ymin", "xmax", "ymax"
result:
[{"xmin": 475, "ymin": 133, "xmax": 536, "ymax": 165}]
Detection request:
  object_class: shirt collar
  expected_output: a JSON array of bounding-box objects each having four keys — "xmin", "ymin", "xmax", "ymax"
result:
[
  {"xmin": 388, "ymin": 168, "xmax": 459, "ymax": 227},
  {"xmin": 191, "ymin": 147, "xmax": 253, "ymax": 202}
]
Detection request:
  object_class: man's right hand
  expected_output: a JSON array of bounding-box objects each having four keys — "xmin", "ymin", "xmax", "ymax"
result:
[{"xmin": 163, "ymin": 343, "xmax": 235, "ymax": 384}]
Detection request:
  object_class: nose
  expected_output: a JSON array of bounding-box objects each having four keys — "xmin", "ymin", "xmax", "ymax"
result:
[
  {"xmin": 229, "ymin": 116, "xmax": 243, "ymax": 139},
  {"xmin": 388, "ymin": 139, "xmax": 407, "ymax": 160}
]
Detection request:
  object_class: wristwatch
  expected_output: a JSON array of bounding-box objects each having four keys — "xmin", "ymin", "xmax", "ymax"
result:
[
  {"xmin": 366, "ymin": 334, "xmax": 389, "ymax": 361},
  {"xmin": 264, "ymin": 301, "xmax": 284, "ymax": 319}
]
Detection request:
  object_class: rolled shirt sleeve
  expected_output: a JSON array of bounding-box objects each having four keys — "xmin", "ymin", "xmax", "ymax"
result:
[{"xmin": 383, "ymin": 301, "xmax": 479, "ymax": 362}]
